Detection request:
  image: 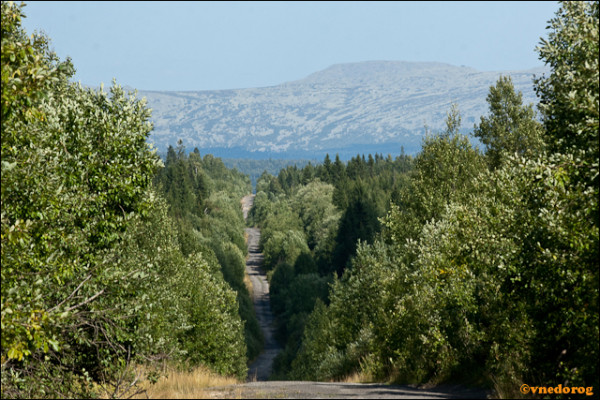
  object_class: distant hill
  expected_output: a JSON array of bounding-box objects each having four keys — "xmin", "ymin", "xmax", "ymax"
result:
[{"xmin": 139, "ymin": 61, "xmax": 548, "ymax": 159}]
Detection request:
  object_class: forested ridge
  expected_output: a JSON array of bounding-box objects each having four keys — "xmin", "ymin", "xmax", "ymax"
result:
[
  {"xmin": 249, "ymin": 1, "xmax": 599, "ymax": 395},
  {"xmin": 1, "ymin": 1, "xmax": 598, "ymax": 399}
]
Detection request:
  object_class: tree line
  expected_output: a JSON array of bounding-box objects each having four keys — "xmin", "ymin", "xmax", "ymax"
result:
[
  {"xmin": 1, "ymin": 2, "xmax": 259, "ymax": 397},
  {"xmin": 248, "ymin": 148, "xmax": 414, "ymax": 378},
  {"xmin": 249, "ymin": 2, "xmax": 598, "ymax": 395},
  {"xmin": 222, "ymin": 158, "xmax": 317, "ymax": 190}
]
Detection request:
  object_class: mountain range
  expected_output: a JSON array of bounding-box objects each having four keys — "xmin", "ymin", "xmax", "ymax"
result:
[{"xmin": 138, "ymin": 61, "xmax": 548, "ymax": 159}]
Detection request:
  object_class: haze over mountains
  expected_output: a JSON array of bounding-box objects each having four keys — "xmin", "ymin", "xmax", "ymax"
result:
[{"xmin": 139, "ymin": 61, "xmax": 548, "ymax": 159}]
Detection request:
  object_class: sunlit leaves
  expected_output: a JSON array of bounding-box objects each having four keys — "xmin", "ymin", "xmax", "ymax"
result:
[
  {"xmin": 473, "ymin": 75, "xmax": 545, "ymax": 169},
  {"xmin": 291, "ymin": 3, "xmax": 599, "ymax": 386},
  {"xmin": 534, "ymin": 1, "xmax": 599, "ymax": 161}
]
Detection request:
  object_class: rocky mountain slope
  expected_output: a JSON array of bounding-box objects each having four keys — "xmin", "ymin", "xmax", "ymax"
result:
[{"xmin": 139, "ymin": 61, "xmax": 547, "ymax": 158}]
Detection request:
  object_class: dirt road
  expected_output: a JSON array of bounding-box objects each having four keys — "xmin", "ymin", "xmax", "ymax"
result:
[
  {"xmin": 206, "ymin": 381, "xmax": 490, "ymax": 399},
  {"xmin": 242, "ymin": 194, "xmax": 282, "ymax": 381},
  {"xmin": 236, "ymin": 194, "xmax": 490, "ymax": 398},
  {"xmin": 241, "ymin": 194, "xmax": 254, "ymax": 220}
]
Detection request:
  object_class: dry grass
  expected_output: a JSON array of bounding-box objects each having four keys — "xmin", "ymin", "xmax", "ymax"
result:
[
  {"xmin": 128, "ymin": 364, "xmax": 241, "ymax": 399},
  {"xmin": 488, "ymin": 375, "xmax": 519, "ymax": 399},
  {"xmin": 335, "ymin": 371, "xmax": 374, "ymax": 384},
  {"xmin": 243, "ymin": 231, "xmax": 254, "ymax": 296},
  {"xmin": 243, "ymin": 271, "xmax": 253, "ymax": 296}
]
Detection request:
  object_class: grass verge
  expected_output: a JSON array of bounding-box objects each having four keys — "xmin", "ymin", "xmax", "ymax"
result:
[{"xmin": 128, "ymin": 364, "xmax": 240, "ymax": 399}]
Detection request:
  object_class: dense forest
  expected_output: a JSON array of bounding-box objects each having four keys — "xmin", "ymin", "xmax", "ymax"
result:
[
  {"xmin": 248, "ymin": 151, "xmax": 414, "ymax": 379},
  {"xmin": 249, "ymin": 1, "xmax": 599, "ymax": 395},
  {"xmin": 1, "ymin": 1, "xmax": 598, "ymax": 399},
  {"xmin": 1, "ymin": 2, "xmax": 260, "ymax": 397}
]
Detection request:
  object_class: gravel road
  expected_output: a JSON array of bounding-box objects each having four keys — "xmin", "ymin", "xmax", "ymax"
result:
[
  {"xmin": 236, "ymin": 194, "xmax": 491, "ymax": 399},
  {"xmin": 242, "ymin": 194, "xmax": 282, "ymax": 381},
  {"xmin": 206, "ymin": 381, "xmax": 490, "ymax": 399}
]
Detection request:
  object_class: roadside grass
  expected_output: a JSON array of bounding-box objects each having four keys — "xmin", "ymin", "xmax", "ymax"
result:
[
  {"xmin": 244, "ymin": 270, "xmax": 254, "ymax": 297},
  {"xmin": 489, "ymin": 374, "xmax": 520, "ymax": 399},
  {"xmin": 122, "ymin": 363, "xmax": 241, "ymax": 399},
  {"xmin": 335, "ymin": 371, "xmax": 374, "ymax": 384},
  {"xmin": 243, "ymin": 230, "xmax": 255, "ymax": 298}
]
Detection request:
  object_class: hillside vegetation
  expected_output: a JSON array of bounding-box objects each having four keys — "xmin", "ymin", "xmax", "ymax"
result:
[
  {"xmin": 2, "ymin": 2, "xmax": 258, "ymax": 397},
  {"xmin": 249, "ymin": 2, "xmax": 598, "ymax": 395}
]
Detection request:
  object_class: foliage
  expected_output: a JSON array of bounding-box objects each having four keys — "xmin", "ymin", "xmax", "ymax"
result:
[
  {"xmin": 263, "ymin": 230, "xmax": 310, "ymax": 272},
  {"xmin": 473, "ymin": 76, "xmax": 545, "ymax": 169},
  {"xmin": 534, "ymin": 0, "xmax": 599, "ymax": 163},
  {"xmin": 249, "ymin": 149, "xmax": 414, "ymax": 378},
  {"xmin": 2, "ymin": 3, "xmax": 252, "ymax": 396},
  {"xmin": 384, "ymin": 106, "xmax": 485, "ymax": 247},
  {"xmin": 289, "ymin": 2, "xmax": 599, "ymax": 394},
  {"xmin": 291, "ymin": 181, "xmax": 341, "ymax": 254},
  {"xmin": 331, "ymin": 179, "xmax": 381, "ymax": 276},
  {"xmin": 154, "ymin": 144, "xmax": 262, "ymax": 363},
  {"xmin": 2, "ymin": 2, "xmax": 160, "ymax": 390},
  {"xmin": 1, "ymin": 1, "xmax": 73, "ymax": 126},
  {"xmin": 122, "ymin": 197, "xmax": 248, "ymax": 380}
]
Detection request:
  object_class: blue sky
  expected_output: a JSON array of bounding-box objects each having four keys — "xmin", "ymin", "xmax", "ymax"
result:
[{"xmin": 21, "ymin": 1, "xmax": 559, "ymax": 91}]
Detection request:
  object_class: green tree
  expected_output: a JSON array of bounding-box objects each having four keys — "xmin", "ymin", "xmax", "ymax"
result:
[
  {"xmin": 534, "ymin": 1, "xmax": 599, "ymax": 162},
  {"xmin": 473, "ymin": 76, "xmax": 545, "ymax": 169},
  {"xmin": 292, "ymin": 180, "xmax": 341, "ymax": 252},
  {"xmin": 332, "ymin": 180, "xmax": 380, "ymax": 276},
  {"xmin": 1, "ymin": 1, "xmax": 73, "ymax": 129},
  {"xmin": 263, "ymin": 230, "xmax": 309, "ymax": 271},
  {"xmin": 1, "ymin": 4, "xmax": 251, "ymax": 396},
  {"xmin": 389, "ymin": 106, "xmax": 485, "ymax": 245},
  {"xmin": 292, "ymin": 3, "xmax": 599, "ymax": 389},
  {"xmin": 154, "ymin": 146, "xmax": 260, "ymax": 364},
  {"xmin": 2, "ymin": 2, "xmax": 163, "ymax": 394}
]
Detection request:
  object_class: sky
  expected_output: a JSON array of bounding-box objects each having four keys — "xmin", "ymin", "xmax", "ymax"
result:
[{"xmin": 20, "ymin": 1, "xmax": 560, "ymax": 92}]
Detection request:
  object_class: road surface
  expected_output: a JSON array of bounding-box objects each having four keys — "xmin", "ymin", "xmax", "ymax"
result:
[
  {"xmin": 206, "ymin": 381, "xmax": 490, "ymax": 399},
  {"xmin": 242, "ymin": 194, "xmax": 282, "ymax": 381}
]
